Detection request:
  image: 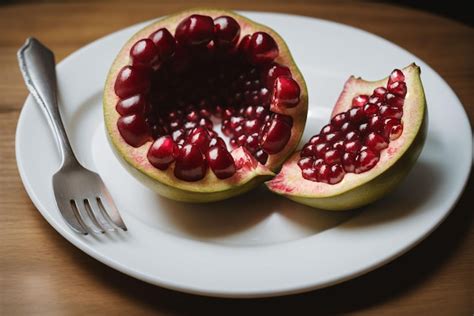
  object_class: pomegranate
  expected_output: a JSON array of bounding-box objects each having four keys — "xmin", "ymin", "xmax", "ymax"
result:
[
  {"xmin": 267, "ymin": 64, "xmax": 427, "ymax": 210},
  {"xmin": 103, "ymin": 10, "xmax": 308, "ymax": 202}
]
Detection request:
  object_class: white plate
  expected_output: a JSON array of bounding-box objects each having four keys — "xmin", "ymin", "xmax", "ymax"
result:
[{"xmin": 16, "ymin": 12, "xmax": 472, "ymax": 298}]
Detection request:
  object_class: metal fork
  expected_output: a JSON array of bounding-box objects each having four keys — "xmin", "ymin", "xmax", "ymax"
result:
[{"xmin": 18, "ymin": 37, "xmax": 127, "ymax": 235}]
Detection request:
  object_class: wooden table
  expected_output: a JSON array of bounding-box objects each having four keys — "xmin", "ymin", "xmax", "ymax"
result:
[{"xmin": 1, "ymin": 1, "xmax": 472, "ymax": 315}]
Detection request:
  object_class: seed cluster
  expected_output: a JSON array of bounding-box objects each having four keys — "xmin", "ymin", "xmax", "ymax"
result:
[
  {"xmin": 113, "ymin": 14, "xmax": 302, "ymax": 181},
  {"xmin": 298, "ymin": 69, "xmax": 406, "ymax": 184}
]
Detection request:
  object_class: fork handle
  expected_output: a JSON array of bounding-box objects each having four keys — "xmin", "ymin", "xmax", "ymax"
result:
[{"xmin": 18, "ymin": 37, "xmax": 78, "ymax": 166}]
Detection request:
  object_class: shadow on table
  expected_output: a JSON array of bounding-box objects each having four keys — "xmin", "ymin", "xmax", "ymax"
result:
[{"xmin": 48, "ymin": 167, "xmax": 473, "ymax": 315}]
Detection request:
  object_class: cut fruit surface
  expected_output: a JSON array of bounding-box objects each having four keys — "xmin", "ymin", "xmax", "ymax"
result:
[
  {"xmin": 103, "ymin": 9, "xmax": 308, "ymax": 202},
  {"xmin": 267, "ymin": 64, "xmax": 427, "ymax": 210}
]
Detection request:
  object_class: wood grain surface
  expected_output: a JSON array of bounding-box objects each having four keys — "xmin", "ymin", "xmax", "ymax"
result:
[{"xmin": 0, "ymin": 1, "xmax": 472, "ymax": 315}]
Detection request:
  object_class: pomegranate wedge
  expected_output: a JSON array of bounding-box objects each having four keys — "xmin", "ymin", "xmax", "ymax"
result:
[{"xmin": 267, "ymin": 64, "xmax": 427, "ymax": 210}]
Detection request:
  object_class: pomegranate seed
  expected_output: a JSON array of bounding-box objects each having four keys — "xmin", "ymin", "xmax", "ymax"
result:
[
  {"xmin": 344, "ymin": 139, "xmax": 362, "ymax": 153},
  {"xmin": 301, "ymin": 144, "xmax": 316, "ymax": 157},
  {"xmin": 348, "ymin": 107, "xmax": 366, "ymax": 124},
  {"xmin": 198, "ymin": 117, "xmax": 213, "ymax": 130},
  {"xmin": 309, "ymin": 135, "xmax": 323, "ymax": 145},
  {"xmin": 238, "ymin": 34, "xmax": 251, "ymax": 56},
  {"xmin": 331, "ymin": 113, "xmax": 347, "ymax": 128},
  {"xmin": 324, "ymin": 149, "xmax": 342, "ymax": 165},
  {"xmin": 272, "ymin": 76, "xmax": 300, "ymax": 108},
  {"xmin": 209, "ymin": 136, "xmax": 226, "ymax": 148},
  {"xmin": 264, "ymin": 63, "xmax": 291, "ymax": 89},
  {"xmin": 328, "ymin": 164, "xmax": 345, "ymax": 184},
  {"xmin": 149, "ymin": 28, "xmax": 176, "ymax": 60},
  {"xmin": 388, "ymin": 81, "xmax": 407, "ymax": 97},
  {"xmin": 321, "ymin": 124, "xmax": 337, "ymax": 134},
  {"xmin": 244, "ymin": 119, "xmax": 261, "ymax": 134},
  {"xmin": 259, "ymin": 88, "xmax": 271, "ymax": 104},
  {"xmin": 175, "ymin": 14, "xmax": 214, "ymax": 46},
  {"xmin": 168, "ymin": 44, "xmax": 190, "ymax": 74},
  {"xmin": 385, "ymin": 93, "xmax": 404, "ymax": 107},
  {"xmin": 363, "ymin": 103, "xmax": 378, "ymax": 116},
  {"xmin": 355, "ymin": 149, "xmax": 379, "ymax": 173},
  {"xmin": 255, "ymin": 149, "xmax": 268, "ymax": 164},
  {"xmin": 388, "ymin": 69, "xmax": 405, "ymax": 85},
  {"xmin": 368, "ymin": 115, "xmax": 383, "ymax": 132},
  {"xmin": 379, "ymin": 105, "xmax": 403, "ymax": 119},
  {"xmin": 369, "ymin": 95, "xmax": 382, "ymax": 105},
  {"xmin": 383, "ymin": 118, "xmax": 403, "ymax": 140},
  {"xmin": 207, "ymin": 145, "xmax": 236, "ymax": 179},
  {"xmin": 147, "ymin": 136, "xmax": 178, "ymax": 170},
  {"xmin": 237, "ymin": 134, "xmax": 247, "ymax": 145},
  {"xmin": 130, "ymin": 39, "xmax": 159, "ymax": 66},
  {"xmin": 301, "ymin": 168, "xmax": 318, "ymax": 181},
  {"xmin": 323, "ymin": 131, "xmax": 342, "ymax": 143},
  {"xmin": 342, "ymin": 152, "xmax": 356, "ymax": 172},
  {"xmin": 174, "ymin": 144, "xmax": 208, "ymax": 181},
  {"xmin": 358, "ymin": 122, "xmax": 369, "ymax": 136},
  {"xmin": 316, "ymin": 163, "xmax": 330, "ymax": 183},
  {"xmin": 229, "ymin": 138, "xmax": 239, "ymax": 149},
  {"xmin": 213, "ymin": 16, "xmax": 240, "ymax": 48},
  {"xmin": 259, "ymin": 117, "xmax": 292, "ymax": 154},
  {"xmin": 340, "ymin": 121, "xmax": 355, "ymax": 133},
  {"xmin": 365, "ymin": 132, "xmax": 388, "ymax": 152},
  {"xmin": 247, "ymin": 32, "xmax": 279, "ymax": 65},
  {"xmin": 298, "ymin": 157, "xmax": 314, "ymax": 169},
  {"xmin": 333, "ymin": 140, "xmax": 345, "ymax": 151},
  {"xmin": 116, "ymin": 94, "xmax": 146, "ymax": 116},
  {"xmin": 114, "ymin": 65, "xmax": 151, "ymax": 98},
  {"xmin": 245, "ymin": 133, "xmax": 259, "ymax": 153},
  {"xmin": 172, "ymin": 128, "xmax": 186, "ymax": 142},
  {"xmin": 373, "ymin": 87, "xmax": 387, "ymax": 98},
  {"xmin": 187, "ymin": 127, "xmax": 211, "ymax": 150},
  {"xmin": 345, "ymin": 131, "xmax": 360, "ymax": 141},
  {"xmin": 186, "ymin": 110, "xmax": 200, "ymax": 122},
  {"xmin": 352, "ymin": 95, "xmax": 369, "ymax": 107},
  {"xmin": 234, "ymin": 125, "xmax": 244, "ymax": 136},
  {"xmin": 117, "ymin": 114, "xmax": 151, "ymax": 147},
  {"xmin": 314, "ymin": 143, "xmax": 330, "ymax": 158}
]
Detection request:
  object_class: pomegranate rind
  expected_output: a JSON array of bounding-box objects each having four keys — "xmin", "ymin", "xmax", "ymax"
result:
[
  {"xmin": 103, "ymin": 9, "xmax": 307, "ymax": 202},
  {"xmin": 266, "ymin": 64, "xmax": 427, "ymax": 210}
]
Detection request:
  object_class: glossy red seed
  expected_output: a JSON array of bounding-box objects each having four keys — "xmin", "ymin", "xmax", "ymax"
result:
[
  {"xmin": 358, "ymin": 122, "xmax": 369, "ymax": 136},
  {"xmin": 245, "ymin": 133, "xmax": 259, "ymax": 153},
  {"xmin": 238, "ymin": 34, "xmax": 251, "ymax": 56},
  {"xmin": 272, "ymin": 76, "xmax": 300, "ymax": 108},
  {"xmin": 172, "ymin": 128, "xmax": 186, "ymax": 142},
  {"xmin": 369, "ymin": 95, "xmax": 382, "ymax": 105},
  {"xmin": 355, "ymin": 149, "xmax": 379, "ymax": 173},
  {"xmin": 340, "ymin": 121, "xmax": 355, "ymax": 134},
  {"xmin": 264, "ymin": 63, "xmax": 291, "ymax": 89},
  {"xmin": 333, "ymin": 140, "xmax": 344, "ymax": 151},
  {"xmin": 352, "ymin": 95, "xmax": 369, "ymax": 107},
  {"xmin": 324, "ymin": 149, "xmax": 342, "ymax": 165},
  {"xmin": 259, "ymin": 117, "xmax": 292, "ymax": 154},
  {"xmin": 116, "ymin": 94, "xmax": 146, "ymax": 116},
  {"xmin": 373, "ymin": 87, "xmax": 387, "ymax": 98},
  {"xmin": 388, "ymin": 81, "xmax": 407, "ymax": 97},
  {"xmin": 331, "ymin": 113, "xmax": 348, "ymax": 128},
  {"xmin": 365, "ymin": 132, "xmax": 388, "ymax": 152},
  {"xmin": 247, "ymin": 32, "xmax": 279, "ymax": 65},
  {"xmin": 368, "ymin": 115, "xmax": 383, "ymax": 132},
  {"xmin": 207, "ymin": 145, "xmax": 236, "ymax": 179},
  {"xmin": 149, "ymin": 28, "xmax": 176, "ymax": 60},
  {"xmin": 298, "ymin": 157, "xmax": 314, "ymax": 169},
  {"xmin": 321, "ymin": 124, "xmax": 337, "ymax": 134},
  {"xmin": 255, "ymin": 149, "xmax": 268, "ymax": 164},
  {"xmin": 174, "ymin": 144, "xmax": 207, "ymax": 181},
  {"xmin": 385, "ymin": 93, "xmax": 404, "ymax": 107},
  {"xmin": 130, "ymin": 39, "xmax": 159, "ymax": 66},
  {"xmin": 309, "ymin": 135, "xmax": 323, "ymax": 145},
  {"xmin": 363, "ymin": 103, "xmax": 378, "ymax": 116},
  {"xmin": 175, "ymin": 14, "xmax": 214, "ymax": 46},
  {"xmin": 117, "ymin": 114, "xmax": 151, "ymax": 147},
  {"xmin": 244, "ymin": 119, "xmax": 261, "ymax": 134},
  {"xmin": 345, "ymin": 130, "xmax": 360, "ymax": 141},
  {"xmin": 379, "ymin": 105, "xmax": 403, "ymax": 119},
  {"xmin": 213, "ymin": 16, "xmax": 240, "ymax": 48},
  {"xmin": 388, "ymin": 69, "xmax": 405, "ymax": 86},
  {"xmin": 382, "ymin": 118, "xmax": 403, "ymax": 140},
  {"xmin": 344, "ymin": 139, "xmax": 362, "ymax": 153},
  {"xmin": 328, "ymin": 164, "xmax": 345, "ymax": 184},
  {"xmin": 186, "ymin": 127, "xmax": 210, "ymax": 153},
  {"xmin": 323, "ymin": 131, "xmax": 342, "ymax": 143},
  {"xmin": 342, "ymin": 152, "xmax": 356, "ymax": 172},
  {"xmin": 316, "ymin": 163, "xmax": 330, "ymax": 183},
  {"xmin": 147, "ymin": 136, "xmax": 178, "ymax": 170},
  {"xmin": 114, "ymin": 65, "xmax": 151, "ymax": 98},
  {"xmin": 314, "ymin": 143, "xmax": 330, "ymax": 158},
  {"xmin": 348, "ymin": 107, "xmax": 366, "ymax": 124},
  {"xmin": 302, "ymin": 168, "xmax": 318, "ymax": 181},
  {"xmin": 209, "ymin": 136, "xmax": 226, "ymax": 148},
  {"xmin": 301, "ymin": 143, "xmax": 316, "ymax": 157}
]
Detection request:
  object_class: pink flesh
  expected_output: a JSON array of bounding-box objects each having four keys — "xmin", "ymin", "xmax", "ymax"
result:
[
  {"xmin": 113, "ymin": 14, "xmax": 302, "ymax": 181},
  {"xmin": 298, "ymin": 69, "xmax": 406, "ymax": 184}
]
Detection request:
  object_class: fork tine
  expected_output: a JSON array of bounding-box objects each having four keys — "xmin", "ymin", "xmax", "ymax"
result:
[
  {"xmin": 54, "ymin": 197, "xmax": 88, "ymax": 235},
  {"xmin": 96, "ymin": 196, "xmax": 127, "ymax": 231},
  {"xmin": 72, "ymin": 199, "xmax": 104, "ymax": 234},
  {"xmin": 87, "ymin": 198, "xmax": 115, "ymax": 232}
]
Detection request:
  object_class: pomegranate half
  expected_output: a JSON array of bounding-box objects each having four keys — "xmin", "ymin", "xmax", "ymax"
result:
[
  {"xmin": 267, "ymin": 64, "xmax": 427, "ymax": 210},
  {"xmin": 103, "ymin": 9, "xmax": 308, "ymax": 202}
]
